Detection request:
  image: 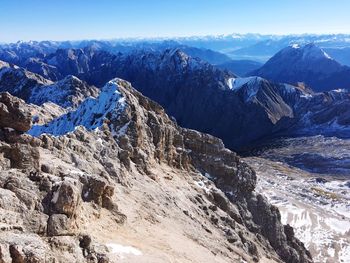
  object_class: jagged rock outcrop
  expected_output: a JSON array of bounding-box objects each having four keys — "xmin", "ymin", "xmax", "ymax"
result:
[
  {"xmin": 29, "ymin": 75, "xmax": 100, "ymax": 108},
  {"xmin": 0, "ymin": 92, "xmax": 32, "ymax": 132},
  {"xmin": 0, "ymin": 93, "xmax": 117, "ymax": 262},
  {"xmin": 181, "ymin": 129, "xmax": 312, "ymax": 263}
]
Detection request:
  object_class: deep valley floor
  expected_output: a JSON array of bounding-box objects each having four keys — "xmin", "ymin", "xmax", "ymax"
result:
[{"xmin": 244, "ymin": 136, "xmax": 350, "ymax": 263}]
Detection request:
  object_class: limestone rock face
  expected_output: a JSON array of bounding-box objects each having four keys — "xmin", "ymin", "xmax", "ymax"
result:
[
  {"xmin": 47, "ymin": 214, "xmax": 72, "ymax": 236},
  {"xmin": 181, "ymin": 128, "xmax": 312, "ymax": 263},
  {"xmin": 0, "ymin": 92, "xmax": 32, "ymax": 132},
  {"xmin": 0, "ymin": 79, "xmax": 312, "ymax": 263},
  {"xmin": 50, "ymin": 180, "xmax": 82, "ymax": 218},
  {"xmin": 103, "ymin": 79, "xmax": 312, "ymax": 263},
  {"xmin": 182, "ymin": 129, "xmax": 256, "ymax": 194}
]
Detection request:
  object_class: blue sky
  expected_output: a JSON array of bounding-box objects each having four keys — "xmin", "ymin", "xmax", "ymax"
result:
[{"xmin": 0, "ymin": 0, "xmax": 349, "ymax": 42}]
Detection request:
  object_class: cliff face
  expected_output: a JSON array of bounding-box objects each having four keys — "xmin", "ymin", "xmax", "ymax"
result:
[{"xmin": 0, "ymin": 79, "xmax": 312, "ymax": 263}]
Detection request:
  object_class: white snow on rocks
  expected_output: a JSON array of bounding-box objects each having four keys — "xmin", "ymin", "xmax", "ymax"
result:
[
  {"xmin": 28, "ymin": 78, "xmax": 126, "ymax": 136},
  {"xmin": 227, "ymin": 77, "xmax": 260, "ymax": 91},
  {"xmin": 106, "ymin": 243, "xmax": 142, "ymax": 259},
  {"xmin": 291, "ymin": 44, "xmax": 300, "ymax": 49},
  {"xmin": 29, "ymin": 75, "xmax": 82, "ymax": 108},
  {"xmin": 245, "ymin": 143, "xmax": 350, "ymax": 263},
  {"xmin": 287, "ymin": 43, "xmax": 333, "ymax": 61},
  {"xmin": 226, "ymin": 76, "xmax": 264, "ymax": 101}
]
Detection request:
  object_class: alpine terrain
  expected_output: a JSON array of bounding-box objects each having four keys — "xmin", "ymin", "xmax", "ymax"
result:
[{"xmin": 0, "ymin": 26, "xmax": 350, "ymax": 263}]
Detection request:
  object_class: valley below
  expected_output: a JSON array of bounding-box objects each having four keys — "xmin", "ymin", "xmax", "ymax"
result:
[{"xmin": 244, "ymin": 136, "xmax": 350, "ymax": 263}]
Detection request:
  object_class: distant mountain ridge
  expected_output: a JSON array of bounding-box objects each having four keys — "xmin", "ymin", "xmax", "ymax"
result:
[
  {"xmin": 0, "ymin": 60, "xmax": 99, "ymax": 108},
  {"xmin": 0, "ymin": 40, "xmax": 232, "ymax": 70},
  {"xmin": 3, "ymin": 33, "xmax": 350, "ymax": 66},
  {"xmin": 250, "ymin": 43, "xmax": 350, "ymax": 92}
]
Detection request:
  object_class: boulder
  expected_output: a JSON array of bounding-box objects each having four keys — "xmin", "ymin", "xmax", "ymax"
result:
[
  {"xmin": 0, "ymin": 92, "xmax": 32, "ymax": 132},
  {"xmin": 47, "ymin": 214, "xmax": 73, "ymax": 236},
  {"xmin": 50, "ymin": 180, "xmax": 81, "ymax": 218},
  {"xmin": 82, "ymin": 175, "xmax": 115, "ymax": 209}
]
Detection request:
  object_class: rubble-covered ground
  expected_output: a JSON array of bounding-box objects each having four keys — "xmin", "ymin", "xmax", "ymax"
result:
[{"xmin": 244, "ymin": 136, "xmax": 350, "ymax": 263}]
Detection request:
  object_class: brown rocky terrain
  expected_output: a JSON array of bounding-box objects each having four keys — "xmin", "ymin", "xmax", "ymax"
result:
[{"xmin": 0, "ymin": 79, "xmax": 312, "ymax": 262}]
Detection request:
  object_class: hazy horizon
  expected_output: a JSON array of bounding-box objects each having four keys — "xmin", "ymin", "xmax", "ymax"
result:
[
  {"xmin": 1, "ymin": 0, "xmax": 350, "ymax": 42},
  {"xmin": 2, "ymin": 32, "xmax": 350, "ymax": 44}
]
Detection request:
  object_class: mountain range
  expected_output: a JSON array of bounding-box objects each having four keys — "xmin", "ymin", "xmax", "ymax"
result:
[
  {"xmin": 0, "ymin": 37, "xmax": 350, "ymax": 262},
  {"xmin": 3, "ymin": 33, "xmax": 350, "ymax": 64},
  {"xmin": 1, "ymin": 46, "xmax": 350, "ymax": 151}
]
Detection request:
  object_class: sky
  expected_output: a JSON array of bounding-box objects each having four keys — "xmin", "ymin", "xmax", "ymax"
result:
[{"xmin": 0, "ymin": 0, "xmax": 349, "ymax": 42}]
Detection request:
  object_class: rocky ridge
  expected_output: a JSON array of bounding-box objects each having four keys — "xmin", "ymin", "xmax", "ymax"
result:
[
  {"xmin": 0, "ymin": 79, "xmax": 312, "ymax": 262},
  {"xmin": 18, "ymin": 47, "xmax": 350, "ymax": 150},
  {"xmin": 0, "ymin": 60, "xmax": 99, "ymax": 108}
]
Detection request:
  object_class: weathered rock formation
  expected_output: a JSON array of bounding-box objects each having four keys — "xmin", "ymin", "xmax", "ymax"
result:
[{"xmin": 0, "ymin": 79, "xmax": 312, "ymax": 262}]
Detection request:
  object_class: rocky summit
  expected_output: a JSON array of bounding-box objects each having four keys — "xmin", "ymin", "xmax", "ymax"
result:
[
  {"xmin": 0, "ymin": 60, "xmax": 99, "ymax": 108},
  {"xmin": 0, "ymin": 78, "xmax": 312, "ymax": 262}
]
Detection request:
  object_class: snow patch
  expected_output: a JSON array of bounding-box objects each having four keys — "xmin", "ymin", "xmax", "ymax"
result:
[
  {"xmin": 51, "ymin": 189, "xmax": 59, "ymax": 204},
  {"xmin": 106, "ymin": 243, "xmax": 142, "ymax": 258},
  {"xmin": 194, "ymin": 179, "xmax": 212, "ymax": 193},
  {"xmin": 226, "ymin": 76, "xmax": 264, "ymax": 101},
  {"xmin": 324, "ymin": 218, "xmax": 350, "ymax": 235},
  {"xmin": 112, "ymin": 121, "xmax": 130, "ymax": 137}
]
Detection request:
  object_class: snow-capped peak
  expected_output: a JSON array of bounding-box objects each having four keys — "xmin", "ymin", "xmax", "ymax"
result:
[
  {"xmin": 282, "ymin": 43, "xmax": 333, "ymax": 61},
  {"xmin": 291, "ymin": 44, "xmax": 300, "ymax": 49},
  {"xmin": 0, "ymin": 60, "xmax": 11, "ymax": 69},
  {"xmin": 301, "ymin": 43, "xmax": 333, "ymax": 60},
  {"xmin": 28, "ymin": 78, "xmax": 126, "ymax": 136},
  {"xmin": 28, "ymin": 75, "xmax": 98, "ymax": 108}
]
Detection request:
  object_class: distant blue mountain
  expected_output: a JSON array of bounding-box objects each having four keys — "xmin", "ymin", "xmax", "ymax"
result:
[
  {"xmin": 250, "ymin": 43, "xmax": 350, "ymax": 92},
  {"xmin": 228, "ymin": 34, "xmax": 350, "ymax": 64}
]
